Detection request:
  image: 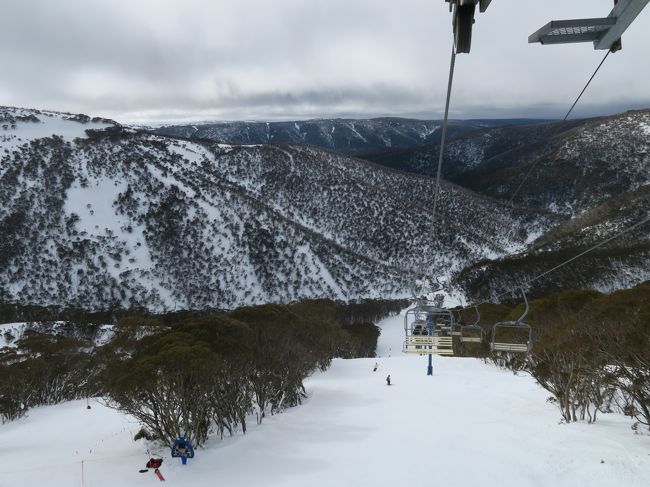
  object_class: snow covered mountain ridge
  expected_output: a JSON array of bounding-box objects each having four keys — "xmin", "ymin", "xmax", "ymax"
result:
[
  {"xmin": 363, "ymin": 109, "xmax": 650, "ymax": 217},
  {"xmin": 1, "ymin": 106, "xmax": 549, "ymax": 311},
  {"xmin": 153, "ymin": 117, "xmax": 543, "ymax": 156},
  {"xmin": 2, "ymin": 105, "xmax": 648, "ymax": 310}
]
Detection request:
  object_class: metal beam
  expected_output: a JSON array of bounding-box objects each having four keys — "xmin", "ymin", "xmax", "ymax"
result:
[
  {"xmin": 528, "ymin": 18, "xmax": 616, "ymax": 44},
  {"xmin": 537, "ymin": 32, "xmax": 605, "ymax": 45},
  {"xmin": 528, "ymin": 0, "xmax": 650, "ymax": 50},
  {"xmin": 595, "ymin": 0, "xmax": 650, "ymax": 49}
]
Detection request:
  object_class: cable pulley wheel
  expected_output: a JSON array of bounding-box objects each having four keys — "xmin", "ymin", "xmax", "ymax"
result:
[{"xmin": 453, "ymin": 4, "xmax": 475, "ymax": 54}]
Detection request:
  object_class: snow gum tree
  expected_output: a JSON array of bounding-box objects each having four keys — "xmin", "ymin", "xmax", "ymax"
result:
[
  {"xmin": 588, "ymin": 286, "xmax": 650, "ymax": 430},
  {"xmin": 490, "ymin": 284, "xmax": 650, "ymax": 429},
  {"xmin": 106, "ymin": 332, "xmax": 220, "ymax": 447},
  {"xmin": 0, "ymin": 298, "xmax": 401, "ymax": 445}
]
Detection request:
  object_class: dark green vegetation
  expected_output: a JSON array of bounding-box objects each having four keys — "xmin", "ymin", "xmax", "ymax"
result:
[
  {"xmin": 0, "ymin": 299, "xmax": 405, "ymax": 446},
  {"xmin": 358, "ymin": 120, "xmax": 575, "ymax": 181},
  {"xmin": 456, "ymin": 282, "xmax": 650, "ymax": 429}
]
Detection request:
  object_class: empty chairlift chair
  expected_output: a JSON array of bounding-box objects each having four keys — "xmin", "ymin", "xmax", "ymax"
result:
[
  {"xmin": 460, "ymin": 307, "xmax": 484, "ymax": 344},
  {"xmin": 490, "ymin": 290, "xmax": 533, "ymax": 354}
]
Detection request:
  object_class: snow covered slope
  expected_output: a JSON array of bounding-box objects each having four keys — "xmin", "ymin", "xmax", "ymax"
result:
[
  {"xmin": 0, "ymin": 107, "xmax": 114, "ymax": 150},
  {"xmin": 1, "ymin": 107, "xmax": 551, "ymax": 310},
  {"xmin": 1, "ymin": 311, "xmax": 648, "ymax": 487},
  {"xmin": 363, "ymin": 110, "xmax": 650, "ymax": 217},
  {"xmin": 2, "ymin": 105, "xmax": 646, "ymax": 309},
  {"xmin": 455, "ymin": 110, "xmax": 650, "ymax": 216}
]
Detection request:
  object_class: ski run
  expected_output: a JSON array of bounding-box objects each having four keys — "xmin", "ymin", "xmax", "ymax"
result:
[{"xmin": 1, "ymin": 310, "xmax": 649, "ymax": 487}]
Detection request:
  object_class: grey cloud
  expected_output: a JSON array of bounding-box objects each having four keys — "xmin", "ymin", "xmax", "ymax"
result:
[{"xmin": 1, "ymin": 0, "xmax": 649, "ymax": 123}]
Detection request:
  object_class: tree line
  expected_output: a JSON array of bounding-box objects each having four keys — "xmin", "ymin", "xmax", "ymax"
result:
[
  {"xmin": 456, "ymin": 281, "xmax": 650, "ymax": 430},
  {"xmin": 0, "ymin": 299, "xmax": 404, "ymax": 445}
]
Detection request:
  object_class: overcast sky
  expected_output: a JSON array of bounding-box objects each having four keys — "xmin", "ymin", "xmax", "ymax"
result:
[{"xmin": 1, "ymin": 0, "xmax": 649, "ymax": 123}]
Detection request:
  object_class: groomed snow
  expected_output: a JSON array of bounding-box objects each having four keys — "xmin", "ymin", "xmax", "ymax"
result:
[{"xmin": 1, "ymin": 311, "xmax": 649, "ymax": 486}]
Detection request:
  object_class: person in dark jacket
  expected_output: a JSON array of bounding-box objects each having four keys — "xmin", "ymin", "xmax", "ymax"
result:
[{"xmin": 386, "ymin": 375, "xmax": 391, "ymax": 386}]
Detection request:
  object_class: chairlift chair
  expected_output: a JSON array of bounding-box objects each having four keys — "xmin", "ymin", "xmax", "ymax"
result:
[
  {"xmin": 460, "ymin": 307, "xmax": 484, "ymax": 343},
  {"xmin": 461, "ymin": 325, "xmax": 484, "ymax": 343},
  {"xmin": 491, "ymin": 322, "xmax": 532, "ymax": 353},
  {"xmin": 490, "ymin": 289, "xmax": 533, "ymax": 354},
  {"xmin": 403, "ymin": 303, "xmax": 455, "ymax": 356},
  {"xmin": 437, "ymin": 317, "xmax": 453, "ymax": 334}
]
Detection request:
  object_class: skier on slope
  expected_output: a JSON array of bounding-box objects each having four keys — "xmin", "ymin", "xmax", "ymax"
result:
[
  {"xmin": 373, "ymin": 362, "xmax": 379, "ymax": 372},
  {"xmin": 386, "ymin": 374, "xmax": 391, "ymax": 386}
]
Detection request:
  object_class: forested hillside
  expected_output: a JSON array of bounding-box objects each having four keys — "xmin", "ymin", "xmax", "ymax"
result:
[{"xmin": 0, "ymin": 107, "xmax": 549, "ymax": 311}]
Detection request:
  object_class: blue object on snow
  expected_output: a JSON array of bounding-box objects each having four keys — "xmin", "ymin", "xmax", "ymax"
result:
[{"xmin": 171, "ymin": 437, "xmax": 195, "ymax": 464}]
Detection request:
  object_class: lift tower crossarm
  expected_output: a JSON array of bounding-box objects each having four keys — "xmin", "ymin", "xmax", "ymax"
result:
[{"xmin": 528, "ymin": 0, "xmax": 650, "ymax": 50}]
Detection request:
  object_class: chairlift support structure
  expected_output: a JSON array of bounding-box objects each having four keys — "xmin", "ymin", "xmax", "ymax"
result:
[
  {"xmin": 445, "ymin": 0, "xmax": 493, "ymax": 54},
  {"xmin": 490, "ymin": 289, "xmax": 533, "ymax": 354},
  {"xmin": 529, "ymin": 0, "xmax": 650, "ymax": 52}
]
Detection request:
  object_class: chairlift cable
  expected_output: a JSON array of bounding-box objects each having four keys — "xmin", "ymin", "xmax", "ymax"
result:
[
  {"xmin": 435, "ymin": 18, "xmax": 612, "ymax": 292},
  {"xmin": 520, "ymin": 211, "xmax": 650, "ymax": 291},
  {"xmin": 413, "ymin": 44, "xmax": 457, "ymax": 296},
  {"xmin": 459, "ymin": 211, "xmax": 650, "ymax": 312},
  {"xmin": 412, "ymin": 1, "xmax": 647, "ymax": 356},
  {"xmin": 432, "ymin": 45, "xmax": 457, "ymax": 232},
  {"xmin": 467, "ymin": 49, "xmax": 617, "ymax": 312},
  {"xmin": 563, "ymin": 50, "xmax": 612, "ymax": 125},
  {"xmin": 456, "ymin": 51, "xmax": 644, "ymax": 311},
  {"xmin": 507, "ymin": 49, "xmax": 612, "ymax": 207}
]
